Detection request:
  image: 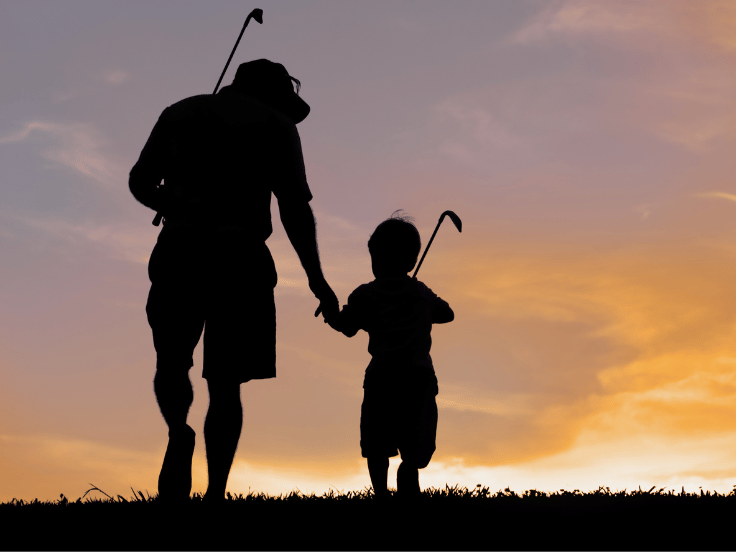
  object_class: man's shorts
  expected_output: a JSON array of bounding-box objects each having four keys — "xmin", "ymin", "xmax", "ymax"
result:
[
  {"xmin": 146, "ymin": 226, "xmax": 278, "ymax": 384},
  {"xmin": 359, "ymin": 369, "xmax": 439, "ymax": 469}
]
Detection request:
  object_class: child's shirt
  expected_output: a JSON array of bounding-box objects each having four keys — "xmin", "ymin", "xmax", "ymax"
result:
[{"xmin": 336, "ymin": 275, "xmax": 453, "ymax": 378}]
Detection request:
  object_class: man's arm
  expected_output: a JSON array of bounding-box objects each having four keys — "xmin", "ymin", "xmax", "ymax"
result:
[
  {"xmin": 278, "ymin": 197, "xmax": 339, "ymax": 321},
  {"xmin": 129, "ymin": 110, "xmax": 169, "ymax": 214},
  {"xmin": 129, "ymin": 165, "xmax": 165, "ymax": 213}
]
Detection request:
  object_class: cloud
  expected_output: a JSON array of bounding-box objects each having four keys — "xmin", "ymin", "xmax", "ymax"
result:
[
  {"xmin": 417, "ymin": 222, "xmax": 736, "ymax": 470},
  {"xmin": 695, "ymin": 192, "xmax": 736, "ymax": 203},
  {"xmin": 513, "ymin": 0, "xmax": 736, "ymax": 52},
  {"xmin": 0, "ymin": 120, "xmax": 125, "ymax": 188},
  {"xmin": 15, "ymin": 215, "xmax": 157, "ymax": 265},
  {"xmin": 507, "ymin": 1, "xmax": 736, "ymax": 152},
  {"xmin": 103, "ymin": 69, "xmax": 130, "ymax": 86}
]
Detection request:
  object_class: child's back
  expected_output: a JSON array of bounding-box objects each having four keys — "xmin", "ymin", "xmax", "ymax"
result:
[
  {"xmin": 326, "ymin": 212, "xmax": 454, "ymax": 500},
  {"xmin": 337, "ymin": 274, "xmax": 453, "ymax": 378}
]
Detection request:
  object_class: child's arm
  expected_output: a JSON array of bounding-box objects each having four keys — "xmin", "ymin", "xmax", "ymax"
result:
[
  {"xmin": 326, "ymin": 307, "xmax": 359, "ymax": 337},
  {"xmin": 432, "ymin": 296, "xmax": 454, "ymax": 324},
  {"xmin": 326, "ymin": 290, "xmax": 363, "ymax": 337},
  {"xmin": 418, "ymin": 281, "xmax": 454, "ymax": 324}
]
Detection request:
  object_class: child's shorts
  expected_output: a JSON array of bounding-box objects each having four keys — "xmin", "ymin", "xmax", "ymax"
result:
[{"xmin": 360, "ymin": 370, "xmax": 439, "ymax": 469}]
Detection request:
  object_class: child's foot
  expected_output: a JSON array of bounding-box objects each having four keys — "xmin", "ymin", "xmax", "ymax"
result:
[{"xmin": 397, "ymin": 461, "xmax": 420, "ymax": 500}]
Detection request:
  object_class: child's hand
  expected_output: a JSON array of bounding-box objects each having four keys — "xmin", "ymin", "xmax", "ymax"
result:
[{"xmin": 325, "ymin": 314, "xmax": 342, "ymax": 332}]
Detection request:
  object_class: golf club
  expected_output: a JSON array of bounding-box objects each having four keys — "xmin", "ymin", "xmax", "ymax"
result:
[
  {"xmin": 412, "ymin": 210, "xmax": 462, "ymax": 280},
  {"xmin": 152, "ymin": 8, "xmax": 264, "ymax": 227}
]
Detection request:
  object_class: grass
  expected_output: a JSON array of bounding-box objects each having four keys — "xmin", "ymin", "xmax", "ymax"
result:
[{"xmin": 3, "ymin": 484, "xmax": 735, "ymax": 550}]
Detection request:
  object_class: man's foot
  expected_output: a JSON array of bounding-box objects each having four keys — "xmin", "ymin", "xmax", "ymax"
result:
[{"xmin": 158, "ymin": 424, "xmax": 196, "ymax": 504}]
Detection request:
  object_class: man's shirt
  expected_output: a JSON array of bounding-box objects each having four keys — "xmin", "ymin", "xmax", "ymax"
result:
[{"xmin": 131, "ymin": 85, "xmax": 312, "ymax": 242}]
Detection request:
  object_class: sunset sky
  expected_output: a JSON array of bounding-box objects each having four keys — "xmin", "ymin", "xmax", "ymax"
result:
[{"xmin": 3, "ymin": 0, "xmax": 736, "ymax": 502}]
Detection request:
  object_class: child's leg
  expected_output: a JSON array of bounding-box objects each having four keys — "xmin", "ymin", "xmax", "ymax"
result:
[
  {"xmin": 367, "ymin": 457, "xmax": 389, "ymax": 499},
  {"xmin": 397, "ymin": 460, "xmax": 420, "ymax": 497}
]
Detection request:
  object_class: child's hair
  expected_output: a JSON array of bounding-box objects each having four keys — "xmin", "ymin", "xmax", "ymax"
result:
[{"xmin": 368, "ymin": 210, "xmax": 422, "ymax": 273}]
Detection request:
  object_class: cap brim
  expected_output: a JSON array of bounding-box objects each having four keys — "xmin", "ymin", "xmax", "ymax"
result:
[{"xmin": 280, "ymin": 93, "xmax": 310, "ymax": 124}]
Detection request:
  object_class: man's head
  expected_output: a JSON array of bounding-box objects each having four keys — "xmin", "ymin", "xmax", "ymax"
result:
[
  {"xmin": 368, "ymin": 211, "xmax": 422, "ymax": 278},
  {"xmin": 231, "ymin": 59, "xmax": 310, "ymax": 123}
]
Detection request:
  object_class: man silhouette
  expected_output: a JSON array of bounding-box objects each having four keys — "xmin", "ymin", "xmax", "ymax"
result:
[{"xmin": 129, "ymin": 59, "xmax": 338, "ymax": 504}]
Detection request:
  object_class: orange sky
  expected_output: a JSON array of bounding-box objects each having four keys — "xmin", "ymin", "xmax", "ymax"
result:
[{"xmin": 2, "ymin": 0, "xmax": 736, "ymax": 501}]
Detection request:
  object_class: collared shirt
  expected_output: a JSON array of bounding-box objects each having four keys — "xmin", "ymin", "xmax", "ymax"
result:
[{"xmin": 132, "ymin": 85, "xmax": 312, "ymax": 242}]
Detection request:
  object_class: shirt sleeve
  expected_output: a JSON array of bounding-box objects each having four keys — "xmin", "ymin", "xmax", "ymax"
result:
[
  {"xmin": 131, "ymin": 107, "xmax": 171, "ymax": 180},
  {"xmin": 336, "ymin": 287, "xmax": 367, "ymax": 337},
  {"xmin": 419, "ymin": 282, "xmax": 454, "ymax": 324},
  {"xmin": 270, "ymin": 119, "xmax": 313, "ymax": 203},
  {"xmin": 129, "ymin": 108, "xmax": 172, "ymax": 212}
]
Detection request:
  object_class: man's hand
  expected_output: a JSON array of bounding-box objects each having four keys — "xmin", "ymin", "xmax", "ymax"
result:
[{"xmin": 310, "ymin": 278, "xmax": 339, "ymax": 323}]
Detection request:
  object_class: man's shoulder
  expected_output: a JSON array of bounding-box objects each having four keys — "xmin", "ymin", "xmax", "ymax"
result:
[{"xmin": 164, "ymin": 93, "xmax": 214, "ymax": 115}]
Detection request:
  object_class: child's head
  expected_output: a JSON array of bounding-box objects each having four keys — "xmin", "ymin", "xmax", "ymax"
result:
[{"xmin": 368, "ymin": 211, "xmax": 422, "ymax": 278}]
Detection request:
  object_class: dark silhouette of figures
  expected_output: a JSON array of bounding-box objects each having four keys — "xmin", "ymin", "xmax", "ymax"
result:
[
  {"xmin": 326, "ymin": 212, "xmax": 454, "ymax": 499},
  {"xmin": 129, "ymin": 59, "xmax": 339, "ymax": 504}
]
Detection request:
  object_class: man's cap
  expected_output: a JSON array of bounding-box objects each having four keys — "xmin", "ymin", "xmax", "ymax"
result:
[{"xmin": 231, "ymin": 59, "xmax": 310, "ymax": 124}]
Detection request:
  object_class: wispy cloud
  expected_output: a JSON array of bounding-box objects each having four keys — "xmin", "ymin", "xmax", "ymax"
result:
[
  {"xmin": 103, "ymin": 69, "xmax": 130, "ymax": 86},
  {"xmin": 0, "ymin": 120, "xmax": 125, "ymax": 188},
  {"xmin": 509, "ymin": 1, "xmax": 736, "ymax": 151},
  {"xmin": 11, "ymin": 214, "xmax": 156, "ymax": 264},
  {"xmin": 513, "ymin": 0, "xmax": 736, "ymax": 52},
  {"xmin": 695, "ymin": 192, "xmax": 736, "ymax": 203}
]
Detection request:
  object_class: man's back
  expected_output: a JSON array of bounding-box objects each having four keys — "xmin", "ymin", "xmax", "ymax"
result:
[{"xmin": 133, "ymin": 85, "xmax": 310, "ymax": 241}]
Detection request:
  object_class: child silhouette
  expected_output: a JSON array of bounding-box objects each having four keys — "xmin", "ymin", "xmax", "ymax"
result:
[{"xmin": 327, "ymin": 211, "xmax": 454, "ymax": 499}]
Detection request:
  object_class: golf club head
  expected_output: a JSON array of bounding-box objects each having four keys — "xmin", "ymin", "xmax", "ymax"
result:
[
  {"xmin": 250, "ymin": 9, "xmax": 264, "ymax": 24},
  {"xmin": 442, "ymin": 210, "xmax": 462, "ymax": 232}
]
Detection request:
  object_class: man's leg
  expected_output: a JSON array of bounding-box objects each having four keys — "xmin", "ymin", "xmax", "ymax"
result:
[
  {"xmin": 153, "ymin": 368, "xmax": 194, "ymax": 430},
  {"xmin": 203, "ymin": 379, "xmax": 243, "ymax": 501},
  {"xmin": 154, "ymin": 367, "xmax": 196, "ymax": 503},
  {"xmin": 367, "ymin": 457, "xmax": 389, "ymax": 499}
]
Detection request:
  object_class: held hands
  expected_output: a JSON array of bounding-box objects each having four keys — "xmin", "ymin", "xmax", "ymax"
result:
[{"xmin": 310, "ymin": 277, "xmax": 339, "ymax": 325}]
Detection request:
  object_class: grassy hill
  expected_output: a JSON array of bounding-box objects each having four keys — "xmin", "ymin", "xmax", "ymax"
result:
[{"xmin": 2, "ymin": 484, "xmax": 733, "ymax": 550}]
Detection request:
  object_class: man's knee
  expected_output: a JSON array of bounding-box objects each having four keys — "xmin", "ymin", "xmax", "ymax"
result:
[
  {"xmin": 155, "ymin": 354, "xmax": 194, "ymax": 374},
  {"xmin": 206, "ymin": 378, "xmax": 242, "ymax": 401},
  {"xmin": 153, "ymin": 364, "xmax": 194, "ymax": 399}
]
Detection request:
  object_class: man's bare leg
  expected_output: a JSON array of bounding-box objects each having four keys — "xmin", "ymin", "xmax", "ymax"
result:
[
  {"xmin": 153, "ymin": 368, "xmax": 195, "ymax": 502},
  {"xmin": 203, "ymin": 379, "xmax": 243, "ymax": 501},
  {"xmin": 367, "ymin": 457, "xmax": 389, "ymax": 499},
  {"xmin": 154, "ymin": 369, "xmax": 194, "ymax": 429}
]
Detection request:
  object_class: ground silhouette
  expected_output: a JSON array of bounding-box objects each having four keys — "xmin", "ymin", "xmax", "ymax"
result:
[{"xmin": 2, "ymin": 486, "xmax": 734, "ymax": 550}]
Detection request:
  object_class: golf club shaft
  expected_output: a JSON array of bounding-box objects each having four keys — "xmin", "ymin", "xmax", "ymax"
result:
[
  {"xmin": 412, "ymin": 216, "xmax": 444, "ymax": 280},
  {"xmin": 213, "ymin": 11, "xmax": 260, "ymax": 95},
  {"xmin": 152, "ymin": 9, "xmax": 262, "ymax": 227}
]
